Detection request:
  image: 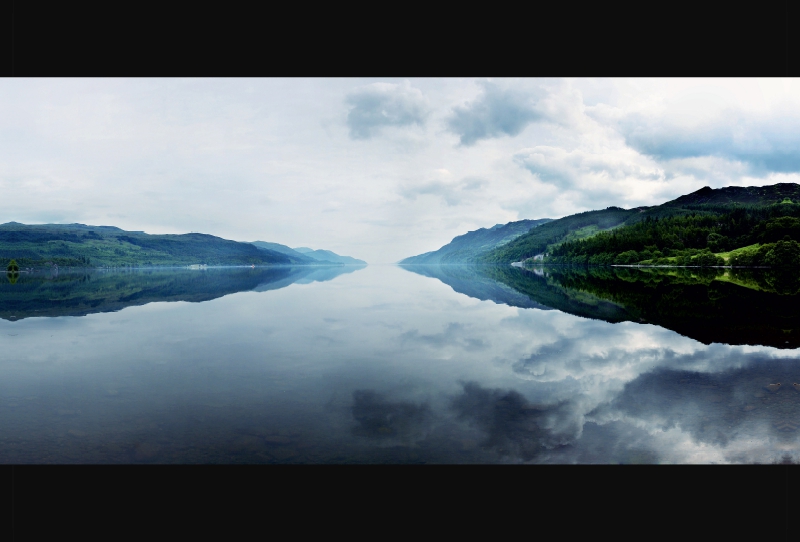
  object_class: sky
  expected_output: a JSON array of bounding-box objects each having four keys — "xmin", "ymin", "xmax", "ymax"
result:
[{"xmin": 3, "ymin": 77, "xmax": 800, "ymax": 264}]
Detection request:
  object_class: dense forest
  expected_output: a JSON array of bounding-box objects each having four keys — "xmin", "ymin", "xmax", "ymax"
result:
[{"xmin": 544, "ymin": 202, "xmax": 800, "ymax": 267}]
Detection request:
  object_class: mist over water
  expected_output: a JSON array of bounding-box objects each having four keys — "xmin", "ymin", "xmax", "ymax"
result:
[{"xmin": 2, "ymin": 264, "xmax": 800, "ymax": 463}]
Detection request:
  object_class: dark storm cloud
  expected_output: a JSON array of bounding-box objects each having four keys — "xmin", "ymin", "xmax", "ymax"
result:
[
  {"xmin": 502, "ymin": 343, "xmax": 800, "ymax": 462},
  {"xmin": 594, "ymin": 353, "xmax": 800, "ymax": 460},
  {"xmin": 617, "ymin": 111, "xmax": 800, "ymax": 174},
  {"xmin": 345, "ymin": 82, "xmax": 430, "ymax": 140},
  {"xmin": 350, "ymin": 390, "xmax": 431, "ymax": 440},
  {"xmin": 556, "ymin": 421, "xmax": 660, "ymax": 464},
  {"xmin": 446, "ymin": 82, "xmax": 546, "ymax": 146},
  {"xmin": 399, "ymin": 177, "xmax": 487, "ymax": 206},
  {"xmin": 450, "ymin": 382, "xmax": 579, "ymax": 460}
]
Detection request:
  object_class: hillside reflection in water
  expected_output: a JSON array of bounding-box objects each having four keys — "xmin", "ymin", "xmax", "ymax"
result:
[{"xmin": 3, "ymin": 264, "xmax": 800, "ymax": 463}]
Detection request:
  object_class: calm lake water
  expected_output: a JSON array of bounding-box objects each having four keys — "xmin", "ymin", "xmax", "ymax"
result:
[{"xmin": 3, "ymin": 263, "xmax": 800, "ymax": 464}]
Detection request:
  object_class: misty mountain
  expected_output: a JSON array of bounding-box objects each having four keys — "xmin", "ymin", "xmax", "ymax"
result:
[
  {"xmin": 398, "ymin": 218, "xmax": 552, "ymax": 264},
  {"xmin": 291, "ymin": 247, "xmax": 367, "ymax": 265},
  {"xmin": 249, "ymin": 241, "xmax": 323, "ymax": 264}
]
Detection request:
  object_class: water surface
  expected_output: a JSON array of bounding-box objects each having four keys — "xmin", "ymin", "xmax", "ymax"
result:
[{"xmin": 3, "ymin": 264, "xmax": 800, "ymax": 464}]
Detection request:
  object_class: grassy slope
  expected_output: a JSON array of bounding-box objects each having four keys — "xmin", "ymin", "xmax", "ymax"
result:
[
  {"xmin": 616, "ymin": 243, "xmax": 763, "ymax": 267},
  {"xmin": 713, "ymin": 243, "xmax": 762, "ymax": 263}
]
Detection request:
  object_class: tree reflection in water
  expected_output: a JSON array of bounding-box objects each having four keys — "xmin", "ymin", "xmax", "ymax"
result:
[{"xmin": 399, "ymin": 264, "xmax": 800, "ymax": 463}]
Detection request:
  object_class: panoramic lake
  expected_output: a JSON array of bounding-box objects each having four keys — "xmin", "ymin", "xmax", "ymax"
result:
[{"xmin": 3, "ymin": 263, "xmax": 800, "ymax": 464}]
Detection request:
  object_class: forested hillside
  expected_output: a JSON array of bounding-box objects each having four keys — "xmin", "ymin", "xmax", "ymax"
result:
[
  {"xmin": 546, "ymin": 202, "xmax": 800, "ymax": 267},
  {"xmin": 479, "ymin": 207, "xmax": 641, "ymax": 264},
  {"xmin": 479, "ymin": 183, "xmax": 800, "ymax": 268},
  {"xmin": 0, "ymin": 222, "xmax": 301, "ymax": 268}
]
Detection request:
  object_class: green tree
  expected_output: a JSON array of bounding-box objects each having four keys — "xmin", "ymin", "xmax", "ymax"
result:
[
  {"xmin": 692, "ymin": 252, "xmax": 724, "ymax": 266},
  {"xmin": 614, "ymin": 250, "xmax": 640, "ymax": 265},
  {"xmin": 764, "ymin": 239, "xmax": 800, "ymax": 267},
  {"xmin": 6, "ymin": 259, "xmax": 19, "ymax": 284},
  {"xmin": 706, "ymin": 232, "xmax": 728, "ymax": 252},
  {"xmin": 762, "ymin": 217, "xmax": 800, "ymax": 242}
]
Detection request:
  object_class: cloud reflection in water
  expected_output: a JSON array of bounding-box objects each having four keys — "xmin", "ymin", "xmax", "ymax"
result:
[{"xmin": 3, "ymin": 265, "xmax": 800, "ymax": 463}]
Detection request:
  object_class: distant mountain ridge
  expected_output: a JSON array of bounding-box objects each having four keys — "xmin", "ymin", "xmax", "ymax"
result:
[
  {"xmin": 661, "ymin": 183, "xmax": 800, "ymax": 208},
  {"xmin": 249, "ymin": 242, "xmax": 365, "ymax": 265},
  {"xmin": 290, "ymin": 247, "xmax": 366, "ymax": 265},
  {"xmin": 249, "ymin": 241, "xmax": 322, "ymax": 264},
  {"xmin": 399, "ymin": 218, "xmax": 552, "ymax": 264}
]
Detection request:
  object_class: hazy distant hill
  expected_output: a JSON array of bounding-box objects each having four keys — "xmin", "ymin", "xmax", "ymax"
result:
[
  {"xmin": 0, "ymin": 223, "xmax": 300, "ymax": 268},
  {"xmin": 249, "ymin": 241, "xmax": 321, "ymax": 264},
  {"xmin": 292, "ymin": 247, "xmax": 366, "ymax": 265},
  {"xmin": 249, "ymin": 241, "xmax": 361, "ymax": 265},
  {"xmin": 398, "ymin": 218, "xmax": 552, "ymax": 264}
]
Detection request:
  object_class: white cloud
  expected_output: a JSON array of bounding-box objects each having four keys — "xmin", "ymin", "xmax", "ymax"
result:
[
  {"xmin": 446, "ymin": 81, "xmax": 548, "ymax": 145},
  {"xmin": 345, "ymin": 81, "xmax": 430, "ymax": 140}
]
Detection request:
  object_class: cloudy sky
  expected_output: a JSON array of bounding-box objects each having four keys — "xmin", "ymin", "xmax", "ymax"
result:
[{"xmin": 3, "ymin": 78, "xmax": 800, "ymax": 263}]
